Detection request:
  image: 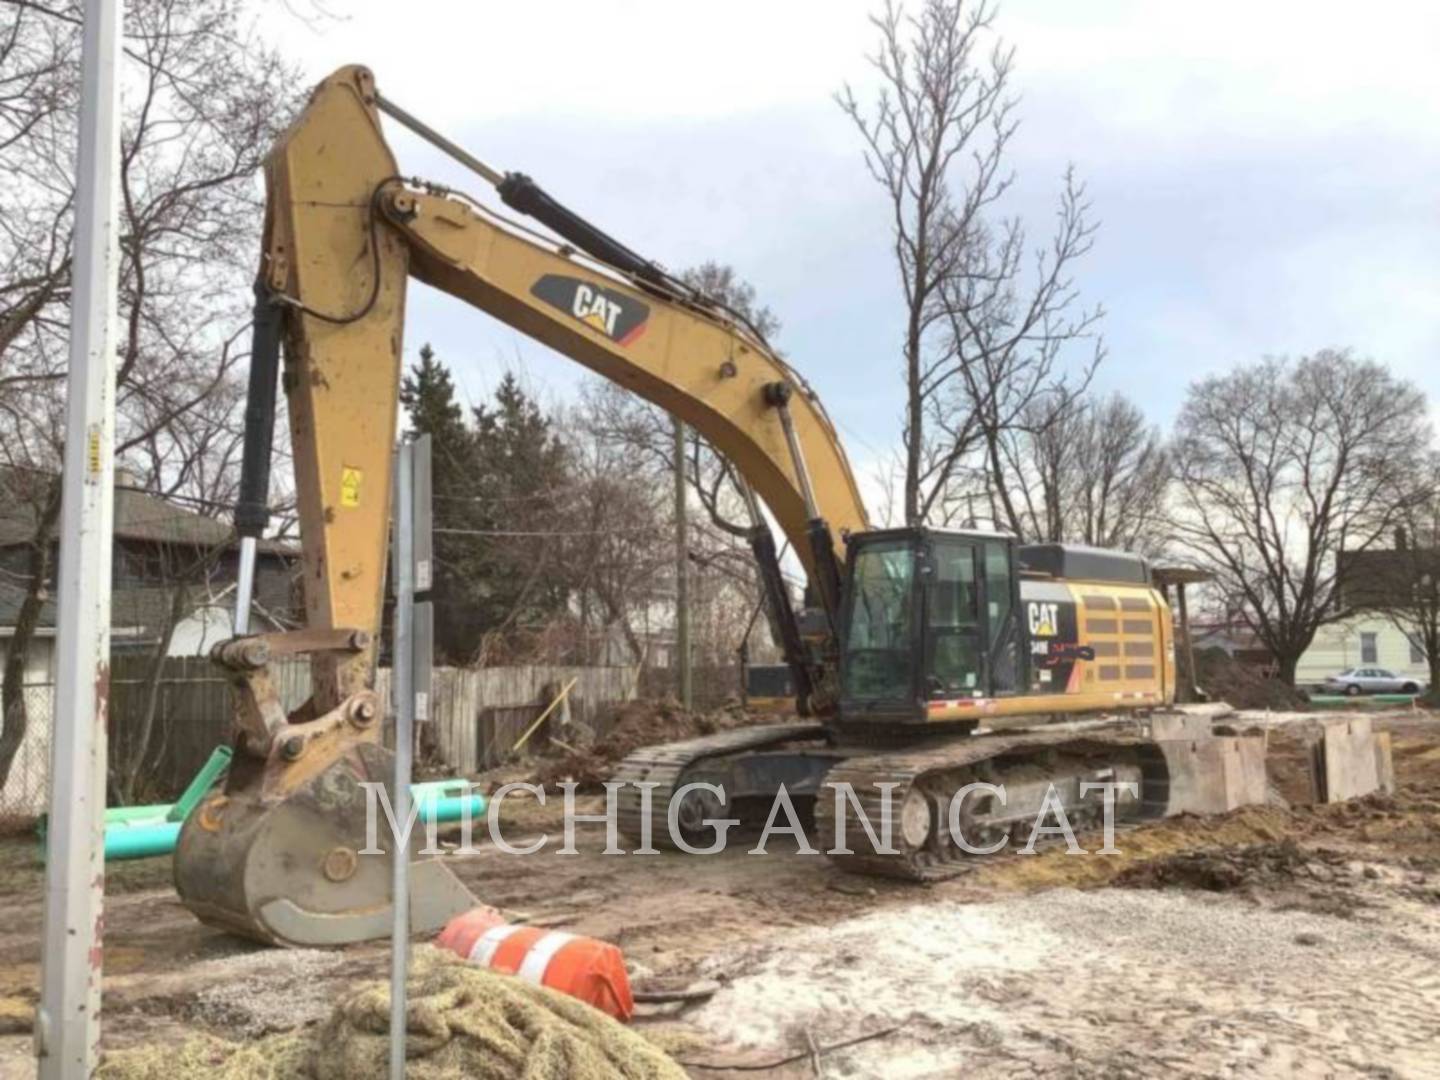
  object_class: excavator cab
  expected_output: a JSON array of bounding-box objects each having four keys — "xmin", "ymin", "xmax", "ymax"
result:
[{"xmin": 839, "ymin": 529, "xmax": 1026, "ymax": 728}]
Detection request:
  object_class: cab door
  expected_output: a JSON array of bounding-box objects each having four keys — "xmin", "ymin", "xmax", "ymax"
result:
[
  {"xmin": 923, "ymin": 536, "xmax": 1024, "ymax": 701},
  {"xmin": 923, "ymin": 538, "xmax": 983, "ymax": 699},
  {"xmin": 980, "ymin": 538, "xmax": 1023, "ymax": 694}
]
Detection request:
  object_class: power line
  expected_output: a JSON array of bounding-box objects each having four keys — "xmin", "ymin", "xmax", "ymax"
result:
[{"xmin": 433, "ymin": 526, "xmax": 662, "ymax": 539}]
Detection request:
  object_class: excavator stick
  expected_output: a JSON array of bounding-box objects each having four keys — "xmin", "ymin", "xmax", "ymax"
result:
[{"xmin": 173, "ymin": 68, "xmax": 478, "ymax": 946}]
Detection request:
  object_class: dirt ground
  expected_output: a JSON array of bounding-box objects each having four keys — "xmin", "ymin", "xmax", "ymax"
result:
[{"xmin": 2, "ymin": 708, "xmax": 1439, "ymax": 1078}]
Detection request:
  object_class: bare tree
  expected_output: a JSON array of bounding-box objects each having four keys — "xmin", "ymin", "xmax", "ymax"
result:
[
  {"xmin": 563, "ymin": 405, "xmax": 671, "ymax": 665},
  {"xmin": 567, "ymin": 379, "xmax": 766, "ymax": 678},
  {"xmin": 839, "ymin": 0, "xmax": 1102, "ymax": 527},
  {"xmin": 0, "ymin": 0, "xmax": 299, "ymax": 792},
  {"xmin": 1170, "ymin": 350, "xmax": 1430, "ymax": 686},
  {"xmin": 1000, "ymin": 393, "xmax": 1169, "ymax": 554}
]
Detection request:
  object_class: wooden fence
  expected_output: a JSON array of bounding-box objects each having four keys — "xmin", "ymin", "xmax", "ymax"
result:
[{"xmin": 107, "ymin": 656, "xmax": 641, "ymax": 801}]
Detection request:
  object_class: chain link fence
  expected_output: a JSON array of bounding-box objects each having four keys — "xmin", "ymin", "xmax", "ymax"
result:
[{"xmin": 0, "ymin": 683, "xmax": 55, "ymax": 831}]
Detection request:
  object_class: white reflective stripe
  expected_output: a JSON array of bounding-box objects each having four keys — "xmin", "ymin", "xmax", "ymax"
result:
[
  {"xmin": 469, "ymin": 923, "xmax": 521, "ymax": 967},
  {"xmin": 516, "ymin": 931, "xmax": 577, "ymax": 985}
]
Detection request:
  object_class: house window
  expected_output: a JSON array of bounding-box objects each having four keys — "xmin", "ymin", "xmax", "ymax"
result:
[
  {"xmin": 1410, "ymin": 635, "xmax": 1427, "ymax": 665},
  {"xmin": 1360, "ymin": 632, "xmax": 1378, "ymax": 665}
]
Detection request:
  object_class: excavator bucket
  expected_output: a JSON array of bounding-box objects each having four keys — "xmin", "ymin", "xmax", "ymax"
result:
[
  {"xmin": 174, "ymin": 742, "xmax": 476, "ymax": 948},
  {"xmin": 174, "ymin": 634, "xmax": 478, "ymax": 948}
]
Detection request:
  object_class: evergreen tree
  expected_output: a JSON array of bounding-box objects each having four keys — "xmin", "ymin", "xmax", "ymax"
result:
[
  {"xmin": 400, "ymin": 343, "xmax": 473, "ymax": 504},
  {"xmin": 469, "ymin": 373, "xmax": 573, "ymax": 632},
  {"xmin": 400, "ymin": 353, "xmax": 575, "ymax": 661}
]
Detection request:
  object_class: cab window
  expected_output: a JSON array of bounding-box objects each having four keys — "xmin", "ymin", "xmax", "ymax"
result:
[
  {"xmin": 983, "ymin": 541, "xmax": 1019, "ymax": 692},
  {"xmin": 926, "ymin": 540, "xmax": 981, "ymax": 697},
  {"xmin": 842, "ymin": 540, "xmax": 916, "ymax": 701}
]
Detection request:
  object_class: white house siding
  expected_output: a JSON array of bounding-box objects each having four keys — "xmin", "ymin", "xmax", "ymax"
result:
[{"xmin": 1296, "ymin": 615, "xmax": 1430, "ymax": 687}]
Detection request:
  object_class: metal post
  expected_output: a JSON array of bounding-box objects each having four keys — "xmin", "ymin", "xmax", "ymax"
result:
[
  {"xmin": 389, "ymin": 439, "xmax": 415, "ymax": 1080},
  {"xmin": 1176, "ymin": 582, "xmax": 1199, "ymax": 703},
  {"xmin": 673, "ymin": 419, "xmax": 692, "ymax": 709},
  {"xmin": 37, "ymin": 1, "xmax": 123, "ymax": 1074}
]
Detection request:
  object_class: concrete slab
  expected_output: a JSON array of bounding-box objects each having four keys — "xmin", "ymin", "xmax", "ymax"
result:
[
  {"xmin": 1374, "ymin": 731, "xmax": 1396, "ymax": 795},
  {"xmin": 1153, "ymin": 735, "xmax": 1268, "ymax": 816},
  {"xmin": 1312, "ymin": 717, "xmax": 1390, "ymax": 802}
]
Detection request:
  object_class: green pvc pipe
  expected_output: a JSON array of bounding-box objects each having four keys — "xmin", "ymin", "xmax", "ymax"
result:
[
  {"xmin": 417, "ymin": 792, "xmax": 487, "ymax": 825},
  {"xmin": 96, "ymin": 785, "xmax": 483, "ymax": 861},
  {"xmin": 105, "ymin": 822, "xmax": 183, "ymax": 861},
  {"xmin": 107, "ymin": 803, "xmax": 173, "ymax": 824},
  {"xmin": 38, "ymin": 802, "xmax": 168, "ymax": 842},
  {"xmin": 168, "ymin": 745, "xmax": 234, "ymax": 822}
]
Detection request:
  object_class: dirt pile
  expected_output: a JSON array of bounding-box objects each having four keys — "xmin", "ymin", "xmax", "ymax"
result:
[
  {"xmin": 1196, "ymin": 647, "xmax": 1309, "ymax": 710},
  {"xmin": 534, "ymin": 699, "xmax": 754, "ymax": 790},
  {"xmin": 1113, "ymin": 838, "xmax": 1348, "ymax": 893}
]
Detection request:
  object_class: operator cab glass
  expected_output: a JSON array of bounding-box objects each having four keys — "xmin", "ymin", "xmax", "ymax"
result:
[
  {"xmin": 840, "ymin": 530, "xmax": 1024, "ymax": 716},
  {"xmin": 840, "ymin": 538, "xmax": 916, "ymax": 702}
]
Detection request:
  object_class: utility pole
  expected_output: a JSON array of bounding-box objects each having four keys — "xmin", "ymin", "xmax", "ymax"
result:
[
  {"xmin": 37, "ymin": 1, "xmax": 123, "ymax": 1075},
  {"xmin": 673, "ymin": 418, "xmax": 692, "ymax": 709}
]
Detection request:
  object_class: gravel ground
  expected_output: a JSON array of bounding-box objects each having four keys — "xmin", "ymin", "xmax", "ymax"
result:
[
  {"xmin": 179, "ymin": 948, "xmax": 353, "ymax": 1038},
  {"xmin": 691, "ymin": 886, "xmax": 1440, "ymax": 1078}
]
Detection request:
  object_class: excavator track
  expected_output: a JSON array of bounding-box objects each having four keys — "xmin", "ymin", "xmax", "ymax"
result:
[
  {"xmin": 813, "ymin": 727, "xmax": 1163, "ymax": 882},
  {"xmin": 614, "ymin": 722, "xmax": 826, "ymax": 849}
]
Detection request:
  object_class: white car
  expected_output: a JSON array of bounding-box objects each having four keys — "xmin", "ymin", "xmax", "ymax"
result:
[{"xmin": 1324, "ymin": 668, "xmax": 1422, "ymax": 696}]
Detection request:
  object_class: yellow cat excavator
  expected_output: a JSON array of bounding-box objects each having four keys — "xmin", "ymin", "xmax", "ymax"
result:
[{"xmin": 174, "ymin": 66, "xmax": 1266, "ymax": 946}]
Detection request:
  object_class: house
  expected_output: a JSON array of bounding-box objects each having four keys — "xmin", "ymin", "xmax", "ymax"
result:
[
  {"xmin": 1294, "ymin": 540, "xmax": 1436, "ymax": 688},
  {"xmin": 0, "ymin": 472, "xmax": 299, "ymax": 685},
  {"xmin": 1295, "ymin": 616, "xmax": 1429, "ymax": 687}
]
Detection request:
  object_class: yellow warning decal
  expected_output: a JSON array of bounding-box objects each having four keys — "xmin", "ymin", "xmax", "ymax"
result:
[{"xmin": 340, "ymin": 466, "xmax": 363, "ymax": 508}]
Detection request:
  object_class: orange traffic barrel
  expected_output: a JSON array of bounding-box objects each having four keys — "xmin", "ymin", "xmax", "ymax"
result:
[
  {"xmin": 436, "ymin": 908, "xmax": 634, "ymax": 1021},
  {"xmin": 434, "ymin": 904, "xmax": 507, "ymax": 957}
]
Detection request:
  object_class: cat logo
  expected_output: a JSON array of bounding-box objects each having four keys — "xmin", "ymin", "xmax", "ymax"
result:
[
  {"xmin": 530, "ymin": 274, "xmax": 650, "ymax": 346},
  {"xmin": 1027, "ymin": 601, "xmax": 1059, "ymax": 638},
  {"xmin": 572, "ymin": 284, "xmax": 622, "ymax": 336}
]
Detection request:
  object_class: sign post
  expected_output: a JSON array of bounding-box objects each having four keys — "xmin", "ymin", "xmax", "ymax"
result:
[
  {"xmin": 36, "ymin": 1, "xmax": 124, "ymax": 1074},
  {"xmin": 389, "ymin": 434, "xmax": 433, "ymax": 1079}
]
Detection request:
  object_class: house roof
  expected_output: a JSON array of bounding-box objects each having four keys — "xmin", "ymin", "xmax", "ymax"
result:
[{"xmin": 0, "ymin": 471, "xmax": 295, "ymax": 554}]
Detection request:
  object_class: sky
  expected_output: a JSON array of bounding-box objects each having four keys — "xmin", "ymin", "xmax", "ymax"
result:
[{"xmin": 266, "ymin": 0, "xmax": 1440, "ymax": 482}]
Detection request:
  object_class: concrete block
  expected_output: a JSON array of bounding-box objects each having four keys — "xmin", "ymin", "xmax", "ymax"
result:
[
  {"xmin": 1374, "ymin": 731, "xmax": 1396, "ymax": 795},
  {"xmin": 1313, "ymin": 717, "xmax": 1386, "ymax": 802},
  {"xmin": 1154, "ymin": 735, "xmax": 1268, "ymax": 816}
]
